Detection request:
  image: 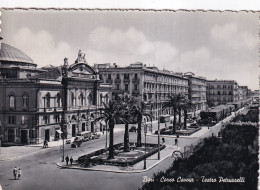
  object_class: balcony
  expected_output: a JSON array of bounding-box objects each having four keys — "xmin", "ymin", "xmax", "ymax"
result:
[
  {"xmin": 106, "ymin": 79, "xmax": 112, "ymax": 84},
  {"xmin": 123, "ymin": 78, "xmax": 130, "ymax": 83},
  {"xmin": 54, "ymin": 107, "xmax": 63, "ymax": 112},
  {"xmin": 113, "ymin": 89, "xmax": 124, "ymax": 94},
  {"xmin": 132, "ymin": 78, "xmax": 140, "ymax": 83},
  {"xmin": 132, "ymin": 89, "xmax": 139, "ymax": 94},
  {"xmin": 114, "ymin": 79, "xmax": 121, "ymax": 83}
]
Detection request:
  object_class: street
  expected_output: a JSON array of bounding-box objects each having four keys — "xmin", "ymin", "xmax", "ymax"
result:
[{"xmin": 0, "ymin": 122, "xmax": 224, "ymax": 190}]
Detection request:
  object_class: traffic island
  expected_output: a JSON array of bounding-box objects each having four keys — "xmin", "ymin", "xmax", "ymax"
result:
[
  {"xmin": 77, "ymin": 142, "xmax": 165, "ymax": 167},
  {"xmin": 56, "ymin": 143, "xmax": 177, "ymax": 173}
]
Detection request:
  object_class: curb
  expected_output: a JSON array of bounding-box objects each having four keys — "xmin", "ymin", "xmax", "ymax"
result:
[{"xmin": 56, "ymin": 147, "xmax": 180, "ymax": 173}]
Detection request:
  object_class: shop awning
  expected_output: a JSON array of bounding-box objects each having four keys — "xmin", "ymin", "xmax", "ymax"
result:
[{"xmin": 56, "ymin": 130, "xmax": 63, "ymax": 134}]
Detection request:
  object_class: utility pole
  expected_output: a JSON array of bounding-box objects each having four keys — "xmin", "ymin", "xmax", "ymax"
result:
[{"xmin": 61, "ymin": 58, "xmax": 68, "ymax": 162}]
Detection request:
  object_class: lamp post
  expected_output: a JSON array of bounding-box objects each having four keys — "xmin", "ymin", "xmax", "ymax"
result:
[
  {"xmin": 143, "ymin": 122, "xmax": 147, "ymax": 169},
  {"xmin": 156, "ymin": 74, "xmax": 160, "ymax": 160}
]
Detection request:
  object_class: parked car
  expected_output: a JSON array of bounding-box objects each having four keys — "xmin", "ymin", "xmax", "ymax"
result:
[
  {"xmin": 91, "ymin": 132, "xmax": 101, "ymax": 140},
  {"xmin": 129, "ymin": 126, "xmax": 137, "ymax": 132}
]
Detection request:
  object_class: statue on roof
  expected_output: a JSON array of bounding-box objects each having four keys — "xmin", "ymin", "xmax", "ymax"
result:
[
  {"xmin": 76, "ymin": 50, "xmax": 86, "ymax": 63},
  {"xmin": 64, "ymin": 58, "xmax": 69, "ymax": 67}
]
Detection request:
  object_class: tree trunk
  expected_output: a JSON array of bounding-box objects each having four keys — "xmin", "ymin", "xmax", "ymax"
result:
[
  {"xmin": 184, "ymin": 109, "xmax": 187, "ymax": 130},
  {"xmin": 108, "ymin": 120, "xmax": 115, "ymax": 159},
  {"xmin": 178, "ymin": 108, "xmax": 181, "ymax": 129},
  {"xmin": 173, "ymin": 108, "xmax": 177, "ymax": 135},
  {"xmin": 137, "ymin": 117, "xmax": 142, "ymax": 147},
  {"xmin": 124, "ymin": 123, "xmax": 130, "ymax": 152}
]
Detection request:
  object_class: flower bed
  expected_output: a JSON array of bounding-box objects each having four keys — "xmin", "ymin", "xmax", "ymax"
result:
[{"xmin": 77, "ymin": 142, "xmax": 165, "ymax": 167}]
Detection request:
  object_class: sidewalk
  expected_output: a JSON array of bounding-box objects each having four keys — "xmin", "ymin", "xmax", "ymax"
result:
[{"xmin": 57, "ymin": 145, "xmax": 180, "ymax": 173}]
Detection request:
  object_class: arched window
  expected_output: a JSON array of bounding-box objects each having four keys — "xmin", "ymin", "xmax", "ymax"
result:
[
  {"xmin": 71, "ymin": 92, "xmax": 75, "ymax": 107},
  {"xmin": 88, "ymin": 93, "xmax": 93, "ymax": 105},
  {"xmin": 57, "ymin": 93, "xmax": 61, "ymax": 107},
  {"xmin": 22, "ymin": 94, "xmax": 28, "ymax": 108},
  {"xmin": 9, "ymin": 94, "xmax": 15, "ymax": 109},
  {"xmin": 79, "ymin": 93, "xmax": 84, "ymax": 106},
  {"xmin": 46, "ymin": 93, "xmax": 51, "ymax": 108}
]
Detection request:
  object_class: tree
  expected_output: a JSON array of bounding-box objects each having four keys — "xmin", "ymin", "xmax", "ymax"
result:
[
  {"xmin": 162, "ymin": 93, "xmax": 186, "ymax": 134},
  {"xmin": 179, "ymin": 98, "xmax": 194, "ymax": 130},
  {"xmin": 95, "ymin": 100, "xmax": 125, "ymax": 159},
  {"xmin": 133, "ymin": 101, "xmax": 153, "ymax": 147},
  {"xmin": 117, "ymin": 95, "xmax": 138, "ymax": 152}
]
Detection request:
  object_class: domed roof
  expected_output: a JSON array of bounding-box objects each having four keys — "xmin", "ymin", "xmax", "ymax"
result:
[{"xmin": 0, "ymin": 43, "xmax": 34, "ymax": 64}]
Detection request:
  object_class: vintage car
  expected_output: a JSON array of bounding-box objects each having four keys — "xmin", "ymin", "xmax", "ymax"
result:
[
  {"xmin": 91, "ymin": 132, "xmax": 101, "ymax": 140},
  {"xmin": 129, "ymin": 126, "xmax": 137, "ymax": 132}
]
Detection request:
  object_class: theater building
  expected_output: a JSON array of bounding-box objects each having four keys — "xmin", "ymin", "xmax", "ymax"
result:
[{"xmin": 0, "ymin": 42, "xmax": 111, "ymax": 145}]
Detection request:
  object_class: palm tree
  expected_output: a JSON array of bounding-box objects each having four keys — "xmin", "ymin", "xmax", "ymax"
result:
[
  {"xmin": 179, "ymin": 98, "xmax": 194, "ymax": 130},
  {"xmin": 117, "ymin": 95, "xmax": 138, "ymax": 152},
  {"xmin": 95, "ymin": 100, "xmax": 125, "ymax": 159},
  {"xmin": 162, "ymin": 93, "xmax": 186, "ymax": 134},
  {"xmin": 132, "ymin": 101, "xmax": 153, "ymax": 147}
]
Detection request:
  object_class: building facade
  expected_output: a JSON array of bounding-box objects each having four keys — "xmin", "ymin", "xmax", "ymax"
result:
[
  {"xmin": 184, "ymin": 72, "xmax": 207, "ymax": 112},
  {"xmin": 0, "ymin": 43, "xmax": 111, "ymax": 145},
  {"xmin": 97, "ymin": 62, "xmax": 189, "ymax": 120},
  {"xmin": 206, "ymin": 80, "xmax": 239, "ymax": 107}
]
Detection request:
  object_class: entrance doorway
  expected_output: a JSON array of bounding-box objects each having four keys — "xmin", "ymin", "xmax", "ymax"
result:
[
  {"xmin": 82, "ymin": 123, "xmax": 85, "ymax": 131},
  {"xmin": 45, "ymin": 129, "xmax": 50, "ymax": 141},
  {"xmin": 8, "ymin": 129, "xmax": 15, "ymax": 142},
  {"xmin": 72, "ymin": 124, "xmax": 76, "ymax": 137},
  {"xmin": 21, "ymin": 130, "xmax": 28, "ymax": 144}
]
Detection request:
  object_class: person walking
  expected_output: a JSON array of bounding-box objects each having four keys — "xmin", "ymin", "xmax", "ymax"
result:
[
  {"xmin": 175, "ymin": 138, "xmax": 178, "ymax": 146},
  {"xmin": 162, "ymin": 137, "xmax": 165, "ymax": 144},
  {"xmin": 13, "ymin": 166, "xmax": 17, "ymax": 180},
  {"xmin": 70, "ymin": 157, "xmax": 73, "ymax": 165},
  {"xmin": 17, "ymin": 168, "xmax": 21, "ymax": 180},
  {"xmin": 65, "ymin": 155, "xmax": 69, "ymax": 166}
]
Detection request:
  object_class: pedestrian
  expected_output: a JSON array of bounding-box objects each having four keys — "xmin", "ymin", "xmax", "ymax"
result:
[
  {"xmin": 17, "ymin": 168, "xmax": 21, "ymax": 180},
  {"xmin": 45, "ymin": 139, "xmax": 48, "ymax": 148},
  {"xmin": 162, "ymin": 137, "xmax": 165, "ymax": 144},
  {"xmin": 175, "ymin": 138, "xmax": 178, "ymax": 146},
  {"xmin": 13, "ymin": 166, "xmax": 17, "ymax": 180},
  {"xmin": 70, "ymin": 156, "xmax": 73, "ymax": 165},
  {"xmin": 65, "ymin": 155, "xmax": 69, "ymax": 166}
]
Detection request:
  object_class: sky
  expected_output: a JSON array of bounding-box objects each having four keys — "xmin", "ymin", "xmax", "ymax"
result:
[{"xmin": 1, "ymin": 10, "xmax": 259, "ymax": 90}]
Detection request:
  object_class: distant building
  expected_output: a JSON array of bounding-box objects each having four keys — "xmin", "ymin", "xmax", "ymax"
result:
[
  {"xmin": 206, "ymin": 80, "xmax": 239, "ymax": 107},
  {"xmin": 0, "ymin": 42, "xmax": 111, "ymax": 145},
  {"xmin": 97, "ymin": 62, "xmax": 189, "ymax": 120},
  {"xmin": 184, "ymin": 72, "xmax": 207, "ymax": 112}
]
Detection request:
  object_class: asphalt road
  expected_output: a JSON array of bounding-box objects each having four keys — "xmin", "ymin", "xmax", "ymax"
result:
[{"xmin": 0, "ymin": 123, "xmax": 223, "ymax": 190}]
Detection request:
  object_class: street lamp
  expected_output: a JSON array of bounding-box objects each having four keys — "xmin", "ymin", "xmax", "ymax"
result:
[
  {"xmin": 143, "ymin": 122, "xmax": 147, "ymax": 169},
  {"xmin": 156, "ymin": 75, "xmax": 160, "ymax": 160}
]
